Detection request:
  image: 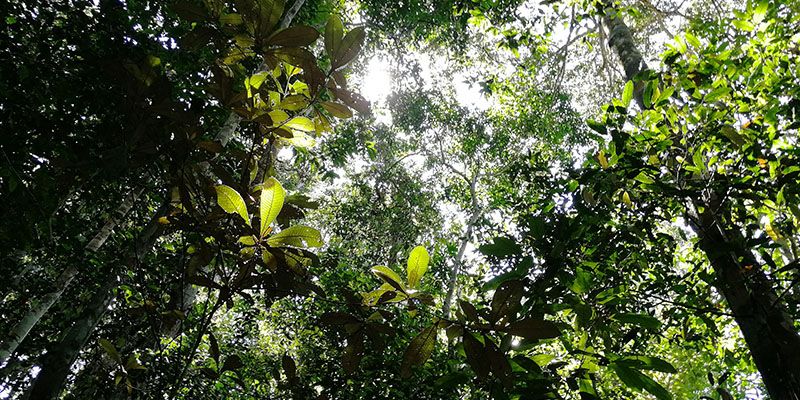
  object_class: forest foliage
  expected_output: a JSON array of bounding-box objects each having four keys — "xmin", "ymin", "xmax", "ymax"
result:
[{"xmin": 1, "ymin": 0, "xmax": 799, "ymax": 399}]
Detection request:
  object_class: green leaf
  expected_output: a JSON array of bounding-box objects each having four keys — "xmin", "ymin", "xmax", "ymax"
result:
[
  {"xmin": 704, "ymin": 86, "xmax": 731, "ymax": 103},
  {"xmin": 634, "ymin": 172, "xmax": 655, "ymax": 184},
  {"xmin": 570, "ymin": 267, "xmax": 593, "ymax": 294},
  {"xmin": 259, "ymin": 177, "xmax": 285, "ymax": 238},
  {"xmin": 400, "ymin": 325, "xmax": 438, "ymax": 378},
  {"xmin": 685, "ymin": 32, "xmax": 701, "ymax": 48},
  {"xmin": 371, "ymin": 265, "xmax": 406, "ymax": 292},
  {"xmin": 478, "ymin": 237, "xmax": 521, "ymax": 258},
  {"xmin": 215, "ymin": 185, "xmax": 250, "ymax": 225},
  {"xmin": 610, "ymin": 364, "xmax": 672, "ymax": 400},
  {"xmin": 324, "ymin": 15, "xmax": 344, "ymax": 59},
  {"xmin": 406, "ymin": 246, "xmax": 430, "ymax": 289},
  {"xmin": 266, "ymin": 225, "xmax": 322, "ymax": 248},
  {"xmin": 99, "ymin": 338, "xmax": 122, "ymax": 365},
  {"xmin": 125, "ymin": 356, "xmax": 147, "ymax": 371},
  {"xmin": 614, "ymin": 313, "xmax": 662, "ymax": 330},
  {"xmin": 617, "ymin": 355, "xmax": 677, "ymax": 373},
  {"xmin": 622, "ymin": 80, "xmax": 634, "ymax": 107},
  {"xmin": 505, "ymin": 318, "xmax": 561, "ymax": 340}
]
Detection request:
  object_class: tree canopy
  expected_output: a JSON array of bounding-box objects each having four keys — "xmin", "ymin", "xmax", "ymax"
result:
[{"xmin": 1, "ymin": 0, "xmax": 799, "ymax": 399}]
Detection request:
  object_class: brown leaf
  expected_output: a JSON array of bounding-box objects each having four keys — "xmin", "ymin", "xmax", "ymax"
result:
[
  {"xmin": 459, "ymin": 300, "xmax": 480, "ymax": 323},
  {"xmin": 462, "ymin": 331, "xmax": 490, "ymax": 380},
  {"xmin": 490, "ymin": 280, "xmax": 524, "ymax": 324},
  {"xmin": 342, "ymin": 332, "xmax": 365, "ymax": 374},
  {"xmin": 320, "ymin": 101, "xmax": 353, "ymax": 119},
  {"xmin": 485, "ymin": 337, "xmax": 513, "ymax": 389},
  {"xmin": 331, "ymin": 87, "xmax": 370, "ymax": 114},
  {"xmin": 270, "ymin": 47, "xmax": 317, "ymax": 68},
  {"xmin": 267, "ymin": 26, "xmax": 320, "ymax": 47},
  {"xmin": 505, "ymin": 318, "xmax": 561, "ymax": 340},
  {"xmin": 332, "ymin": 27, "xmax": 365, "ymax": 70},
  {"xmin": 209, "ymin": 332, "xmax": 220, "ymax": 364},
  {"xmin": 282, "ymin": 354, "xmax": 296, "ymax": 382},
  {"xmin": 400, "ymin": 325, "xmax": 438, "ymax": 378},
  {"xmin": 171, "ymin": 1, "xmax": 207, "ymax": 22}
]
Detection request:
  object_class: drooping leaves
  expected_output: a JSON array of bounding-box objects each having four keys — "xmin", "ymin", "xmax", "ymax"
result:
[
  {"xmin": 400, "ymin": 325, "xmax": 438, "ymax": 378},
  {"xmin": 505, "ymin": 318, "xmax": 561, "ymax": 340}
]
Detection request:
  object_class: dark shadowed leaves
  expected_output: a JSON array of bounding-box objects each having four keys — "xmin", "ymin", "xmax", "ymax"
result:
[{"xmin": 400, "ymin": 325, "xmax": 438, "ymax": 378}]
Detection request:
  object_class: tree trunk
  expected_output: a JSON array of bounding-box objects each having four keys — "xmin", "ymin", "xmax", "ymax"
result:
[
  {"xmin": 0, "ymin": 188, "xmax": 143, "ymax": 366},
  {"xmin": 22, "ymin": 280, "xmax": 115, "ymax": 400},
  {"xmin": 442, "ymin": 172, "xmax": 480, "ymax": 318},
  {"xmin": 600, "ymin": 4, "xmax": 647, "ymax": 108},
  {"xmin": 22, "ymin": 200, "xmax": 168, "ymax": 399},
  {"xmin": 694, "ymin": 204, "xmax": 800, "ymax": 398},
  {"xmin": 600, "ymin": 4, "xmax": 800, "ymax": 397},
  {"xmin": 0, "ymin": 268, "xmax": 77, "ymax": 365}
]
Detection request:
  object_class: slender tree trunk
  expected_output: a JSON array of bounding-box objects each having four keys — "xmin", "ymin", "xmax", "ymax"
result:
[
  {"xmin": 601, "ymin": 4, "xmax": 800, "ymax": 397},
  {"xmin": 0, "ymin": 268, "xmax": 77, "ymax": 365},
  {"xmin": 0, "ymin": 188, "xmax": 143, "ymax": 366},
  {"xmin": 442, "ymin": 172, "xmax": 480, "ymax": 318},
  {"xmin": 601, "ymin": 4, "xmax": 647, "ymax": 108},
  {"xmin": 22, "ymin": 200, "xmax": 168, "ymax": 400},
  {"xmin": 22, "ymin": 279, "xmax": 116, "ymax": 400}
]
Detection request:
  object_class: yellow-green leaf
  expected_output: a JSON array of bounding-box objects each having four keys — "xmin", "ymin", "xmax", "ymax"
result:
[
  {"xmin": 238, "ymin": 235, "xmax": 257, "ymax": 246},
  {"xmin": 260, "ymin": 177, "xmax": 285, "ymax": 238},
  {"xmin": 279, "ymin": 95, "xmax": 309, "ymax": 111},
  {"xmin": 406, "ymin": 246, "xmax": 429, "ymax": 289},
  {"xmin": 266, "ymin": 225, "xmax": 322, "ymax": 248},
  {"xmin": 622, "ymin": 80, "xmax": 634, "ymax": 108},
  {"xmin": 285, "ymin": 116, "xmax": 315, "ymax": 132},
  {"xmin": 219, "ymin": 13, "xmax": 243, "ymax": 25},
  {"xmin": 215, "ymin": 185, "xmax": 250, "ymax": 225},
  {"xmin": 268, "ymin": 110, "xmax": 290, "ymax": 126},
  {"xmin": 99, "ymin": 338, "xmax": 122, "ymax": 364}
]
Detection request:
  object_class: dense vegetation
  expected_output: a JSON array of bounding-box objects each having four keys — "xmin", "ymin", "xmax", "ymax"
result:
[{"xmin": 1, "ymin": 0, "xmax": 799, "ymax": 398}]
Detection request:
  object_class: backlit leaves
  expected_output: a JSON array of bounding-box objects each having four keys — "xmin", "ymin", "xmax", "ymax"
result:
[
  {"xmin": 267, "ymin": 225, "xmax": 323, "ymax": 248},
  {"xmin": 215, "ymin": 185, "xmax": 250, "ymax": 225},
  {"xmin": 259, "ymin": 177, "xmax": 285, "ymax": 238},
  {"xmin": 371, "ymin": 265, "xmax": 406, "ymax": 292},
  {"xmin": 406, "ymin": 246, "xmax": 429, "ymax": 289}
]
